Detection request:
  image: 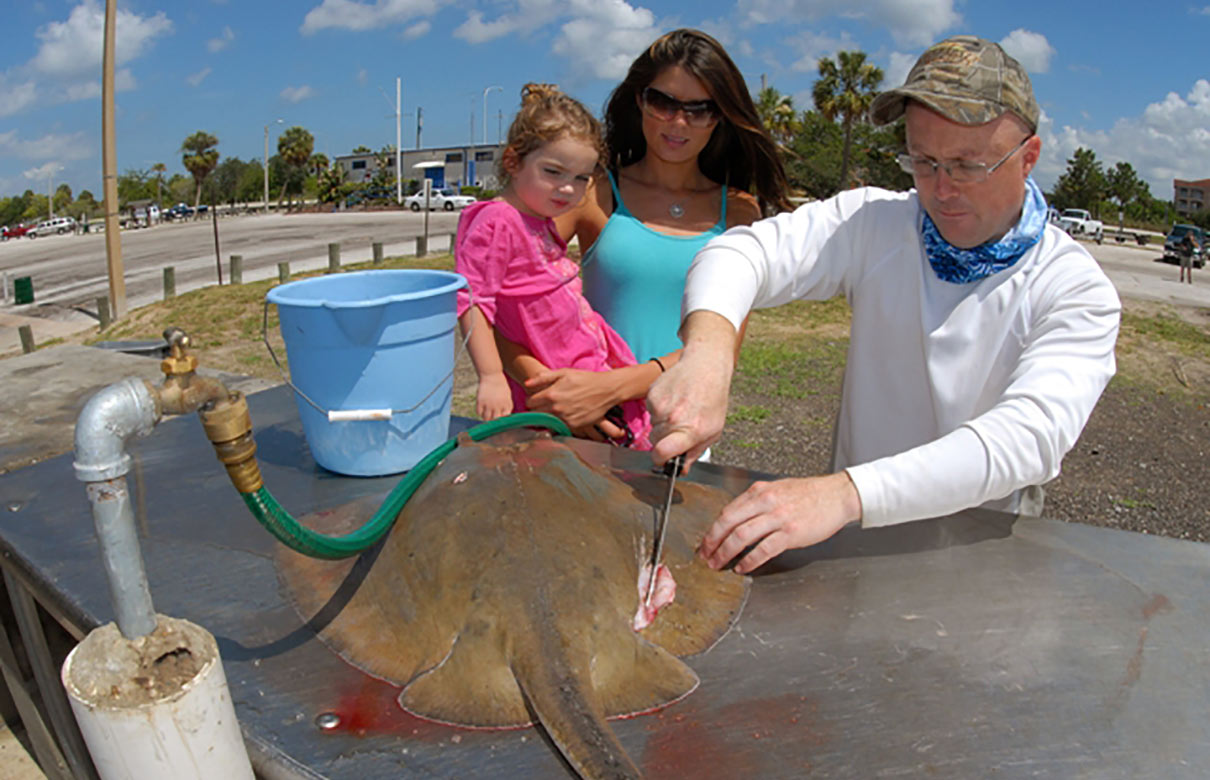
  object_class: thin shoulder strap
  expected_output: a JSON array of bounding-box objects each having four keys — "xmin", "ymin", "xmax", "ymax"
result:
[{"xmin": 606, "ymin": 170, "xmax": 629, "ymax": 216}]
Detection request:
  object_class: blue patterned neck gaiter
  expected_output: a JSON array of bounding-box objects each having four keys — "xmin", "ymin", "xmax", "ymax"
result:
[{"xmin": 921, "ymin": 177, "xmax": 1048, "ymax": 284}]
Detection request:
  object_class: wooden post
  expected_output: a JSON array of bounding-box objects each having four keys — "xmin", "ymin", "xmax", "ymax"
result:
[
  {"xmin": 278, "ymin": 261, "xmax": 290, "ymax": 284},
  {"xmin": 163, "ymin": 267, "xmax": 176, "ymax": 299},
  {"xmin": 230, "ymin": 254, "xmax": 243, "ymax": 285},
  {"xmin": 97, "ymin": 296, "xmax": 111, "ymax": 330},
  {"xmin": 448, "ymin": 233, "xmax": 456, "ymax": 253},
  {"xmin": 328, "ymin": 242, "xmax": 340, "ymax": 272},
  {"xmin": 212, "ymin": 204, "xmax": 223, "ymax": 284},
  {"xmin": 416, "ymin": 235, "xmax": 427, "ymax": 258},
  {"xmin": 372, "ymin": 242, "xmax": 384, "ymax": 264},
  {"xmin": 18, "ymin": 325, "xmax": 34, "ymax": 354}
]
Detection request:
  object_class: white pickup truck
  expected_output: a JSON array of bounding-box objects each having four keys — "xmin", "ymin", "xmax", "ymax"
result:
[{"xmin": 1056, "ymin": 209, "xmax": 1104, "ymax": 241}]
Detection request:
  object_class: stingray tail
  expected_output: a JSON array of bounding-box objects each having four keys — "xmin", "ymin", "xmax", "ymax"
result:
[{"xmin": 511, "ymin": 648, "xmax": 642, "ymax": 780}]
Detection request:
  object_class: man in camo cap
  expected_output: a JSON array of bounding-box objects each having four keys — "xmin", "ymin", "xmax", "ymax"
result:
[{"xmin": 646, "ymin": 35, "xmax": 1121, "ymax": 574}]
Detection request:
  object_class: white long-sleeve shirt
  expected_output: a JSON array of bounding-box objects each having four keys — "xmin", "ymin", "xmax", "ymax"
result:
[{"xmin": 683, "ymin": 187, "xmax": 1121, "ymax": 526}]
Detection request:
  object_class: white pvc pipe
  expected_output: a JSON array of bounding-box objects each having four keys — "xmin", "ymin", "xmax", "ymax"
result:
[{"xmin": 61, "ymin": 615, "xmax": 253, "ymax": 780}]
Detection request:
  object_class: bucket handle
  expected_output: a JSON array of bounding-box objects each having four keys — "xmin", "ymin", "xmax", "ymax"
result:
[{"xmin": 261, "ymin": 299, "xmax": 473, "ymax": 422}]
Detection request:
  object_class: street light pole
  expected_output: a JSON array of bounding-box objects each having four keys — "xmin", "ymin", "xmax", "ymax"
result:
[
  {"xmin": 263, "ymin": 118, "xmax": 282, "ymax": 214},
  {"xmin": 483, "ymin": 86, "xmax": 502, "ymax": 145}
]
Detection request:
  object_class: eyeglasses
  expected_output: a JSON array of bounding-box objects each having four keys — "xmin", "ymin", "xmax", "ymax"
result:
[
  {"xmin": 897, "ymin": 135, "xmax": 1033, "ymax": 184},
  {"xmin": 640, "ymin": 86, "xmax": 720, "ymax": 128}
]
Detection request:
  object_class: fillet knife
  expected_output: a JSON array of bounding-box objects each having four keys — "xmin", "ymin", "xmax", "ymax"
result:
[{"xmin": 644, "ymin": 453, "xmax": 685, "ymax": 607}]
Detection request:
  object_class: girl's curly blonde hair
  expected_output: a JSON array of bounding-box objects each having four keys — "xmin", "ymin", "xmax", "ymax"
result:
[{"xmin": 498, "ymin": 83, "xmax": 605, "ymax": 184}]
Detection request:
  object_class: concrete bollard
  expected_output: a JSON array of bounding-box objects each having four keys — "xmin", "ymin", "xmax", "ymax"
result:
[
  {"xmin": 372, "ymin": 242, "xmax": 384, "ymax": 264},
  {"xmin": 230, "ymin": 255, "xmax": 243, "ymax": 285},
  {"xmin": 278, "ymin": 261, "xmax": 290, "ymax": 284},
  {"xmin": 163, "ymin": 267, "xmax": 176, "ymax": 299},
  {"xmin": 448, "ymin": 233, "xmax": 456, "ymax": 253},
  {"xmin": 1, "ymin": 271, "xmax": 7, "ymax": 303},
  {"xmin": 328, "ymin": 242, "xmax": 341, "ymax": 272},
  {"xmin": 97, "ymin": 296, "xmax": 111, "ymax": 331},
  {"xmin": 19, "ymin": 325, "xmax": 34, "ymax": 354},
  {"xmin": 416, "ymin": 235, "xmax": 428, "ymax": 258}
]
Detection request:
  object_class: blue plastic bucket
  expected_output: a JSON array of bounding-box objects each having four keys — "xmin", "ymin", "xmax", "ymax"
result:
[{"xmin": 267, "ymin": 269, "xmax": 467, "ymax": 476}]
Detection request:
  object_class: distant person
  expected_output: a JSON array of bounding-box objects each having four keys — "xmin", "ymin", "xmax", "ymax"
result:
[
  {"xmin": 455, "ymin": 84, "xmax": 651, "ymax": 448},
  {"xmin": 1179, "ymin": 231, "xmax": 1196, "ymax": 284},
  {"xmin": 494, "ymin": 29, "xmax": 790, "ymax": 444},
  {"xmin": 648, "ymin": 36, "xmax": 1122, "ymax": 574}
]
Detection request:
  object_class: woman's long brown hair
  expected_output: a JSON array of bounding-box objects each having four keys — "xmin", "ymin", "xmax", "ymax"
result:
[{"xmin": 603, "ymin": 28, "xmax": 792, "ymax": 215}]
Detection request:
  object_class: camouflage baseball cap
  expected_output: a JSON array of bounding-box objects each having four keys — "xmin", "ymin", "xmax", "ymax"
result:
[{"xmin": 869, "ymin": 36, "xmax": 1039, "ymax": 131}]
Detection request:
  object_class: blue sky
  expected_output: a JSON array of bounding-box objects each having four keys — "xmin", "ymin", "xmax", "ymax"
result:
[{"xmin": 3, "ymin": 0, "xmax": 1210, "ymax": 202}]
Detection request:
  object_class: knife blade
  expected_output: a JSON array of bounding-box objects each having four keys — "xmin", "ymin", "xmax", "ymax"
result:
[{"xmin": 644, "ymin": 453, "xmax": 684, "ymax": 607}]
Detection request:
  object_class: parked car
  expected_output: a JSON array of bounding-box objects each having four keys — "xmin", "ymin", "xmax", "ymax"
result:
[
  {"xmin": 164, "ymin": 203, "xmax": 194, "ymax": 220},
  {"xmin": 347, "ymin": 187, "xmax": 396, "ymax": 206},
  {"xmin": 2, "ymin": 223, "xmax": 31, "ymax": 239},
  {"xmin": 1162, "ymin": 224, "xmax": 1207, "ymax": 269},
  {"xmin": 1056, "ymin": 208, "xmax": 1103, "ymax": 241},
  {"xmin": 28, "ymin": 216, "xmax": 77, "ymax": 237},
  {"xmin": 404, "ymin": 187, "xmax": 476, "ymax": 212}
]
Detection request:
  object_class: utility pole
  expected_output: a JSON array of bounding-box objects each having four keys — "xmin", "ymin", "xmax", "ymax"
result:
[
  {"xmin": 101, "ymin": 0, "xmax": 126, "ymax": 318},
  {"xmin": 395, "ymin": 77, "xmax": 402, "ymax": 205},
  {"xmin": 416, "ymin": 107, "xmax": 423, "ymax": 149}
]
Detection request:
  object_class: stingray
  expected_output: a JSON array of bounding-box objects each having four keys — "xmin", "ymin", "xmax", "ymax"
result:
[{"xmin": 277, "ymin": 430, "xmax": 750, "ymax": 779}]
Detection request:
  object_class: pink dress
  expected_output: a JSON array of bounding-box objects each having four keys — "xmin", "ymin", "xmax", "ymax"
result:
[{"xmin": 455, "ymin": 200, "xmax": 652, "ymax": 449}]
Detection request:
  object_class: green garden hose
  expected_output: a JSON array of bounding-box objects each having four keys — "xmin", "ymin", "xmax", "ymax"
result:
[{"xmin": 240, "ymin": 412, "xmax": 571, "ymax": 559}]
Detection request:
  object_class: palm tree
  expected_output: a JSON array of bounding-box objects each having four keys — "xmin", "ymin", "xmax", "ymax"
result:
[
  {"xmin": 310, "ymin": 153, "xmax": 329, "ymax": 178},
  {"xmin": 812, "ymin": 51, "xmax": 884, "ymax": 191},
  {"xmin": 276, "ymin": 126, "xmax": 314, "ymax": 208},
  {"xmin": 755, "ymin": 86, "xmax": 797, "ymax": 148},
  {"xmin": 180, "ymin": 132, "xmax": 219, "ymax": 213},
  {"xmin": 151, "ymin": 162, "xmax": 166, "ymax": 206}
]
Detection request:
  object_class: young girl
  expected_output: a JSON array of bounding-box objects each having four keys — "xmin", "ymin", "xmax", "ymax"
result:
[{"xmin": 455, "ymin": 84, "xmax": 651, "ymax": 449}]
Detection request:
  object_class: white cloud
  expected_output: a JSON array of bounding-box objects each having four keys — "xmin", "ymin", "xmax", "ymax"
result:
[
  {"xmin": 999, "ymin": 29, "xmax": 1055, "ymax": 74},
  {"xmin": 24, "ymin": 162, "xmax": 63, "ymax": 181},
  {"xmin": 551, "ymin": 0, "xmax": 659, "ymax": 81},
  {"xmin": 31, "ymin": 0, "xmax": 172, "ymax": 78},
  {"xmin": 187, "ymin": 67, "xmax": 212, "ymax": 87},
  {"xmin": 207, "ymin": 25, "xmax": 235, "ymax": 52},
  {"xmin": 1033, "ymin": 80, "xmax": 1210, "ymax": 196},
  {"xmin": 0, "ymin": 1, "xmax": 171, "ymax": 116},
  {"xmin": 785, "ymin": 30, "xmax": 859, "ymax": 72},
  {"xmin": 0, "ymin": 131, "xmax": 92, "ymax": 161},
  {"xmin": 739, "ymin": 0, "xmax": 959, "ymax": 47},
  {"xmin": 0, "ymin": 75, "xmax": 37, "ymax": 118},
  {"xmin": 454, "ymin": 0, "xmax": 562, "ymax": 44},
  {"xmin": 403, "ymin": 20, "xmax": 430, "ymax": 39},
  {"xmin": 885, "ymin": 51, "xmax": 917, "ymax": 88},
  {"xmin": 281, "ymin": 85, "xmax": 316, "ymax": 102},
  {"xmin": 357, "ymin": 68, "xmax": 368, "ymax": 85},
  {"xmin": 301, "ymin": 0, "xmax": 444, "ymax": 34}
]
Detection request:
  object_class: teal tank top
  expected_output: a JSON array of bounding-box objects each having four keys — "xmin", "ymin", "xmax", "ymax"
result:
[{"xmin": 581, "ymin": 171, "xmax": 727, "ymax": 363}]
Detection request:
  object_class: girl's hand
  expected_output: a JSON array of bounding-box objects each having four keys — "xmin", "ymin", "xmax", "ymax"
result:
[
  {"xmin": 524, "ymin": 369, "xmax": 619, "ymax": 429},
  {"xmin": 476, "ymin": 374, "xmax": 513, "ymax": 421}
]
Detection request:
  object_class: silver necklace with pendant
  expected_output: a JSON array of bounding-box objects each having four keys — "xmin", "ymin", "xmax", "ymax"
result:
[{"xmin": 669, "ymin": 202, "xmax": 685, "ymax": 219}]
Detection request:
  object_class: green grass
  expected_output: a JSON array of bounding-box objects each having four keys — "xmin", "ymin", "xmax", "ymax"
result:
[
  {"xmin": 86, "ymin": 252, "xmax": 456, "ymax": 352},
  {"xmin": 727, "ymin": 404, "xmax": 771, "ymax": 424},
  {"xmin": 1120, "ymin": 309, "xmax": 1210, "ymax": 358},
  {"xmin": 733, "ymin": 336, "xmax": 847, "ymax": 399}
]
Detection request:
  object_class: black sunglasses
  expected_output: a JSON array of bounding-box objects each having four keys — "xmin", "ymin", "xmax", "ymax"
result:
[{"xmin": 640, "ymin": 86, "xmax": 720, "ymax": 127}]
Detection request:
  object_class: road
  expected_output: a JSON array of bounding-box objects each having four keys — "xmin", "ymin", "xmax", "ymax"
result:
[
  {"xmin": 1, "ymin": 213, "xmax": 1208, "ymax": 355},
  {"xmin": 0, "ymin": 210, "xmax": 461, "ymax": 312}
]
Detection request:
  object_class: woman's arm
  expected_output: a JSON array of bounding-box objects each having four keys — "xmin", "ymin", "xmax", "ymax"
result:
[
  {"xmin": 495, "ymin": 330, "xmax": 626, "ymax": 441},
  {"xmin": 554, "ymin": 176, "xmax": 611, "ymax": 248}
]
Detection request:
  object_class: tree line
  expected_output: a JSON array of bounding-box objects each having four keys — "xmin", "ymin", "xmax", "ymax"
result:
[
  {"xmin": 757, "ymin": 51, "xmax": 1180, "ymax": 232},
  {"xmin": 2, "ymin": 50, "xmax": 1191, "ymax": 231}
]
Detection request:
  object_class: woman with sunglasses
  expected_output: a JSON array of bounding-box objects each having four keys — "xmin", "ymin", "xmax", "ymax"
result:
[{"xmin": 500, "ymin": 28, "xmax": 791, "ymax": 443}]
